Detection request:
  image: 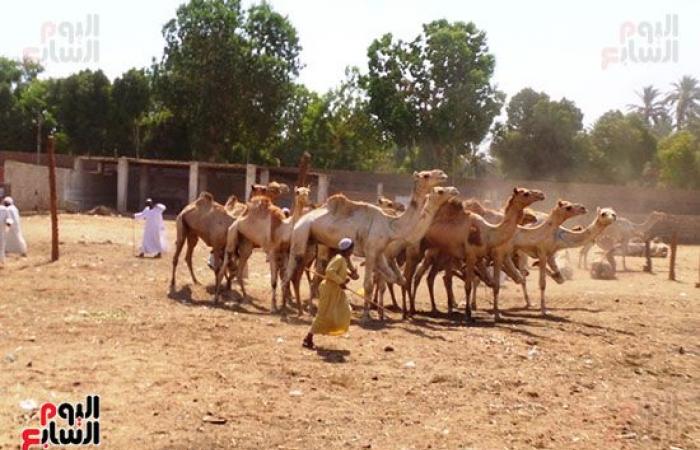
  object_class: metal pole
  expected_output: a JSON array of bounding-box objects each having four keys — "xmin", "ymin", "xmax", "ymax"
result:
[{"xmin": 36, "ymin": 113, "xmax": 43, "ymax": 165}]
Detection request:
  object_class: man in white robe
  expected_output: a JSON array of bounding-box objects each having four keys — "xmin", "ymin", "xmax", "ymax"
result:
[
  {"xmin": 134, "ymin": 198, "xmax": 168, "ymax": 258},
  {"xmin": 3, "ymin": 197, "xmax": 28, "ymax": 256},
  {"xmin": 0, "ymin": 204, "xmax": 11, "ymax": 266}
]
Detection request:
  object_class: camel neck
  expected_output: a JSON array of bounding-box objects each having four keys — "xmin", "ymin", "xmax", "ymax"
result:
[
  {"xmin": 632, "ymin": 214, "xmax": 659, "ymax": 233},
  {"xmin": 489, "ymin": 197, "xmax": 523, "ymax": 247},
  {"xmin": 389, "ymin": 199, "xmax": 435, "ymax": 244},
  {"xmin": 557, "ymin": 218, "xmax": 606, "ymax": 248}
]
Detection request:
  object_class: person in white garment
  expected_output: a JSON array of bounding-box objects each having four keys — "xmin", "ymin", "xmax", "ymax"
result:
[
  {"xmin": 0, "ymin": 204, "xmax": 11, "ymax": 266},
  {"xmin": 3, "ymin": 197, "xmax": 27, "ymax": 256},
  {"xmin": 134, "ymin": 198, "xmax": 168, "ymax": 258}
]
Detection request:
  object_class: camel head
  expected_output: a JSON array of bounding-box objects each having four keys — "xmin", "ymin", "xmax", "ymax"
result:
[
  {"xmin": 424, "ymin": 186, "xmax": 460, "ymax": 211},
  {"xmin": 294, "ymin": 186, "xmax": 312, "ymax": 206},
  {"xmin": 595, "ymin": 207, "xmax": 617, "ymax": 227},
  {"xmin": 377, "ymin": 196, "xmax": 395, "ymax": 210},
  {"xmin": 250, "ymin": 184, "xmax": 269, "ymax": 199},
  {"xmin": 551, "ymin": 200, "xmax": 587, "ymax": 223},
  {"xmin": 649, "ymin": 210, "xmax": 668, "ymax": 225},
  {"xmin": 413, "ymin": 169, "xmax": 448, "ymax": 191},
  {"xmin": 510, "ymin": 187, "xmax": 545, "ymax": 209},
  {"xmin": 268, "ymin": 181, "xmax": 290, "ymax": 198}
]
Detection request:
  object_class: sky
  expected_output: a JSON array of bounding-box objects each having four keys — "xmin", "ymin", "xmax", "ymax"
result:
[{"xmin": 1, "ymin": 0, "xmax": 698, "ymax": 128}]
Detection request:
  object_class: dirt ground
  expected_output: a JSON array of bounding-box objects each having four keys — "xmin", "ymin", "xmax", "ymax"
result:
[{"xmin": 1, "ymin": 214, "xmax": 698, "ymax": 449}]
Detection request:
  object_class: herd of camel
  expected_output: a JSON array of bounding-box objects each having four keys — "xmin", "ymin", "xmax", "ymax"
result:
[{"xmin": 169, "ymin": 170, "xmax": 668, "ymax": 322}]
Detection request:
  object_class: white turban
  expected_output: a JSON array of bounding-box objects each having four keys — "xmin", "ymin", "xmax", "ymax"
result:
[
  {"xmin": 2, "ymin": 197, "xmax": 12, "ymax": 206},
  {"xmin": 338, "ymin": 238, "xmax": 353, "ymax": 251}
]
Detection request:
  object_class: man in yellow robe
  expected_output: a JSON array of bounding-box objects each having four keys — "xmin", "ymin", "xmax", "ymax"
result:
[{"xmin": 303, "ymin": 238, "xmax": 358, "ymax": 349}]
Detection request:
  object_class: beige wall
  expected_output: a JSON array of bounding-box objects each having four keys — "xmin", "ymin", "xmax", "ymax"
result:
[{"xmin": 4, "ymin": 160, "xmax": 73, "ymax": 211}]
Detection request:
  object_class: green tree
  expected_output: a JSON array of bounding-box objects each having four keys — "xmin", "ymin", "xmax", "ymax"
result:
[
  {"xmin": 49, "ymin": 69, "xmax": 111, "ymax": 154},
  {"xmin": 657, "ymin": 131, "xmax": 700, "ymax": 189},
  {"xmin": 364, "ymin": 20, "xmax": 503, "ymax": 172},
  {"xmin": 490, "ymin": 88, "xmax": 587, "ymax": 181},
  {"xmin": 275, "ymin": 69, "xmax": 393, "ymax": 171},
  {"xmin": 155, "ymin": 0, "xmax": 301, "ymax": 162},
  {"xmin": 589, "ymin": 111, "xmax": 657, "ymax": 183},
  {"xmin": 665, "ymin": 76, "xmax": 700, "ymax": 130},
  {"xmin": 110, "ymin": 68, "xmax": 151, "ymax": 157},
  {"xmin": 627, "ymin": 85, "xmax": 668, "ymax": 127}
]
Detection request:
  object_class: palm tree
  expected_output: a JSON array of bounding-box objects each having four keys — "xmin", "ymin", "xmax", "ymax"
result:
[
  {"xmin": 665, "ymin": 76, "xmax": 700, "ymax": 130},
  {"xmin": 627, "ymin": 85, "xmax": 667, "ymax": 126}
]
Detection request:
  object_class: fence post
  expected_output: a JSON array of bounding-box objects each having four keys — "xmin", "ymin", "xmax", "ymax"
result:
[
  {"xmin": 317, "ymin": 174, "xmax": 329, "ymax": 204},
  {"xmin": 188, "ymin": 162, "xmax": 199, "ymax": 203},
  {"xmin": 47, "ymin": 135, "xmax": 59, "ymax": 261},
  {"xmin": 669, "ymin": 232, "xmax": 678, "ymax": 281},
  {"xmin": 117, "ymin": 157, "xmax": 129, "ymax": 213},
  {"xmin": 377, "ymin": 182, "xmax": 384, "ymax": 199},
  {"xmin": 245, "ymin": 164, "xmax": 257, "ymax": 200},
  {"xmin": 643, "ymin": 239, "xmax": 652, "ymax": 273}
]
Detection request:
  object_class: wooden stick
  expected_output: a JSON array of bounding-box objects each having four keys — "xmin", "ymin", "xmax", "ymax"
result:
[
  {"xmin": 669, "ymin": 232, "xmax": 677, "ymax": 281},
  {"xmin": 643, "ymin": 238, "xmax": 652, "ymax": 273},
  {"xmin": 696, "ymin": 252, "xmax": 700, "ymax": 288},
  {"xmin": 47, "ymin": 135, "xmax": 59, "ymax": 261},
  {"xmin": 304, "ymin": 267, "xmax": 389, "ymax": 312}
]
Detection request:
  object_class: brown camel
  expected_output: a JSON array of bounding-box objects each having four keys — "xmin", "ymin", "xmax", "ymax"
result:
[
  {"xmin": 406, "ymin": 187, "xmax": 545, "ymax": 320},
  {"xmin": 170, "ymin": 192, "xmax": 244, "ymax": 289},
  {"xmin": 284, "ymin": 185, "xmax": 459, "ymax": 321},
  {"xmin": 217, "ymin": 186, "xmax": 314, "ymax": 312}
]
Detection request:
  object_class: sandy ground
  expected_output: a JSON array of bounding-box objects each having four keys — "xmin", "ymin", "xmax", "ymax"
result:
[{"xmin": 1, "ymin": 214, "xmax": 698, "ymax": 449}]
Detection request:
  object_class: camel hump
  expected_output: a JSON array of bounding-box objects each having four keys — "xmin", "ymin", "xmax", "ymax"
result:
[
  {"xmin": 196, "ymin": 191, "xmax": 215, "ymax": 205},
  {"xmin": 325, "ymin": 193, "xmax": 351, "ymax": 214}
]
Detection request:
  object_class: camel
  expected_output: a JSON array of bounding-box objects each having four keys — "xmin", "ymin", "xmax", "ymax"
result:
[
  {"xmin": 170, "ymin": 192, "xmax": 244, "ymax": 289},
  {"xmin": 406, "ymin": 187, "xmax": 545, "ymax": 320},
  {"xmin": 494, "ymin": 200, "xmax": 588, "ymax": 318},
  {"xmin": 248, "ymin": 181, "xmax": 290, "ymax": 201},
  {"xmin": 284, "ymin": 184, "xmax": 460, "ymax": 321},
  {"xmin": 216, "ymin": 186, "xmax": 314, "ymax": 312},
  {"xmin": 411, "ymin": 199, "xmax": 540, "ymax": 314},
  {"xmin": 579, "ymin": 211, "xmax": 666, "ymax": 270}
]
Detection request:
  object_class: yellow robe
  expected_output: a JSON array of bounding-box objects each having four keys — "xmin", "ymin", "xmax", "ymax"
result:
[{"xmin": 311, "ymin": 254, "xmax": 352, "ymax": 335}]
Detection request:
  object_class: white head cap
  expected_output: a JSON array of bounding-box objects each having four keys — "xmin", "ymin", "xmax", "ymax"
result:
[
  {"xmin": 338, "ymin": 238, "xmax": 353, "ymax": 251},
  {"xmin": 2, "ymin": 197, "xmax": 12, "ymax": 206}
]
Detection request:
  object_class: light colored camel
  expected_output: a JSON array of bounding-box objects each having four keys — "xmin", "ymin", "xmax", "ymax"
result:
[
  {"xmin": 216, "ymin": 187, "xmax": 313, "ymax": 312},
  {"xmin": 407, "ymin": 188, "xmax": 545, "ymax": 320},
  {"xmin": 170, "ymin": 192, "xmax": 244, "ymax": 290},
  {"xmin": 370, "ymin": 171, "xmax": 449, "ymax": 314},
  {"xmin": 284, "ymin": 185, "xmax": 460, "ymax": 321},
  {"xmin": 495, "ymin": 200, "xmax": 588, "ymax": 318},
  {"xmin": 579, "ymin": 211, "xmax": 666, "ymax": 270}
]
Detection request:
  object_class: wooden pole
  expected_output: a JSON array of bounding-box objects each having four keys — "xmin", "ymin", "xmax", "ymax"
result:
[
  {"xmin": 47, "ymin": 135, "xmax": 59, "ymax": 261},
  {"xmin": 696, "ymin": 252, "xmax": 700, "ymax": 288},
  {"xmin": 296, "ymin": 152, "xmax": 311, "ymax": 188},
  {"xmin": 668, "ymin": 232, "xmax": 677, "ymax": 281},
  {"xmin": 643, "ymin": 238, "xmax": 652, "ymax": 273}
]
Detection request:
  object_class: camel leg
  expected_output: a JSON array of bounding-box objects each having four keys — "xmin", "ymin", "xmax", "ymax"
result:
[
  {"xmin": 579, "ymin": 242, "xmax": 593, "ymax": 269},
  {"xmin": 214, "ymin": 250, "xmax": 229, "ymax": 304},
  {"xmin": 506, "ymin": 253, "xmax": 530, "ymax": 308},
  {"xmin": 403, "ymin": 244, "xmax": 422, "ymax": 317},
  {"xmin": 621, "ymin": 239, "xmax": 629, "ymax": 271},
  {"xmin": 387, "ymin": 283, "xmax": 399, "ymax": 309},
  {"xmin": 537, "ymin": 251, "xmax": 548, "ymax": 315},
  {"xmin": 491, "ymin": 254, "xmax": 504, "ymax": 322},
  {"xmin": 269, "ymin": 250, "xmax": 280, "ymax": 314},
  {"xmin": 184, "ymin": 232, "xmax": 199, "ymax": 285},
  {"xmin": 426, "ymin": 264, "xmax": 439, "ymax": 313},
  {"xmin": 170, "ymin": 227, "xmax": 187, "ymax": 289},
  {"xmin": 469, "ymin": 278, "xmax": 478, "ymax": 312},
  {"xmin": 362, "ymin": 259, "xmax": 376, "ymax": 322},
  {"xmin": 412, "ymin": 257, "xmax": 431, "ymax": 315},
  {"xmin": 443, "ymin": 269, "xmax": 456, "ymax": 314},
  {"xmin": 462, "ymin": 256, "xmax": 476, "ymax": 322}
]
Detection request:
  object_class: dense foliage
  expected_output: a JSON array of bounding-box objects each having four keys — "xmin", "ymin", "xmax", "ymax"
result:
[{"xmin": 0, "ymin": 0, "xmax": 698, "ymax": 188}]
